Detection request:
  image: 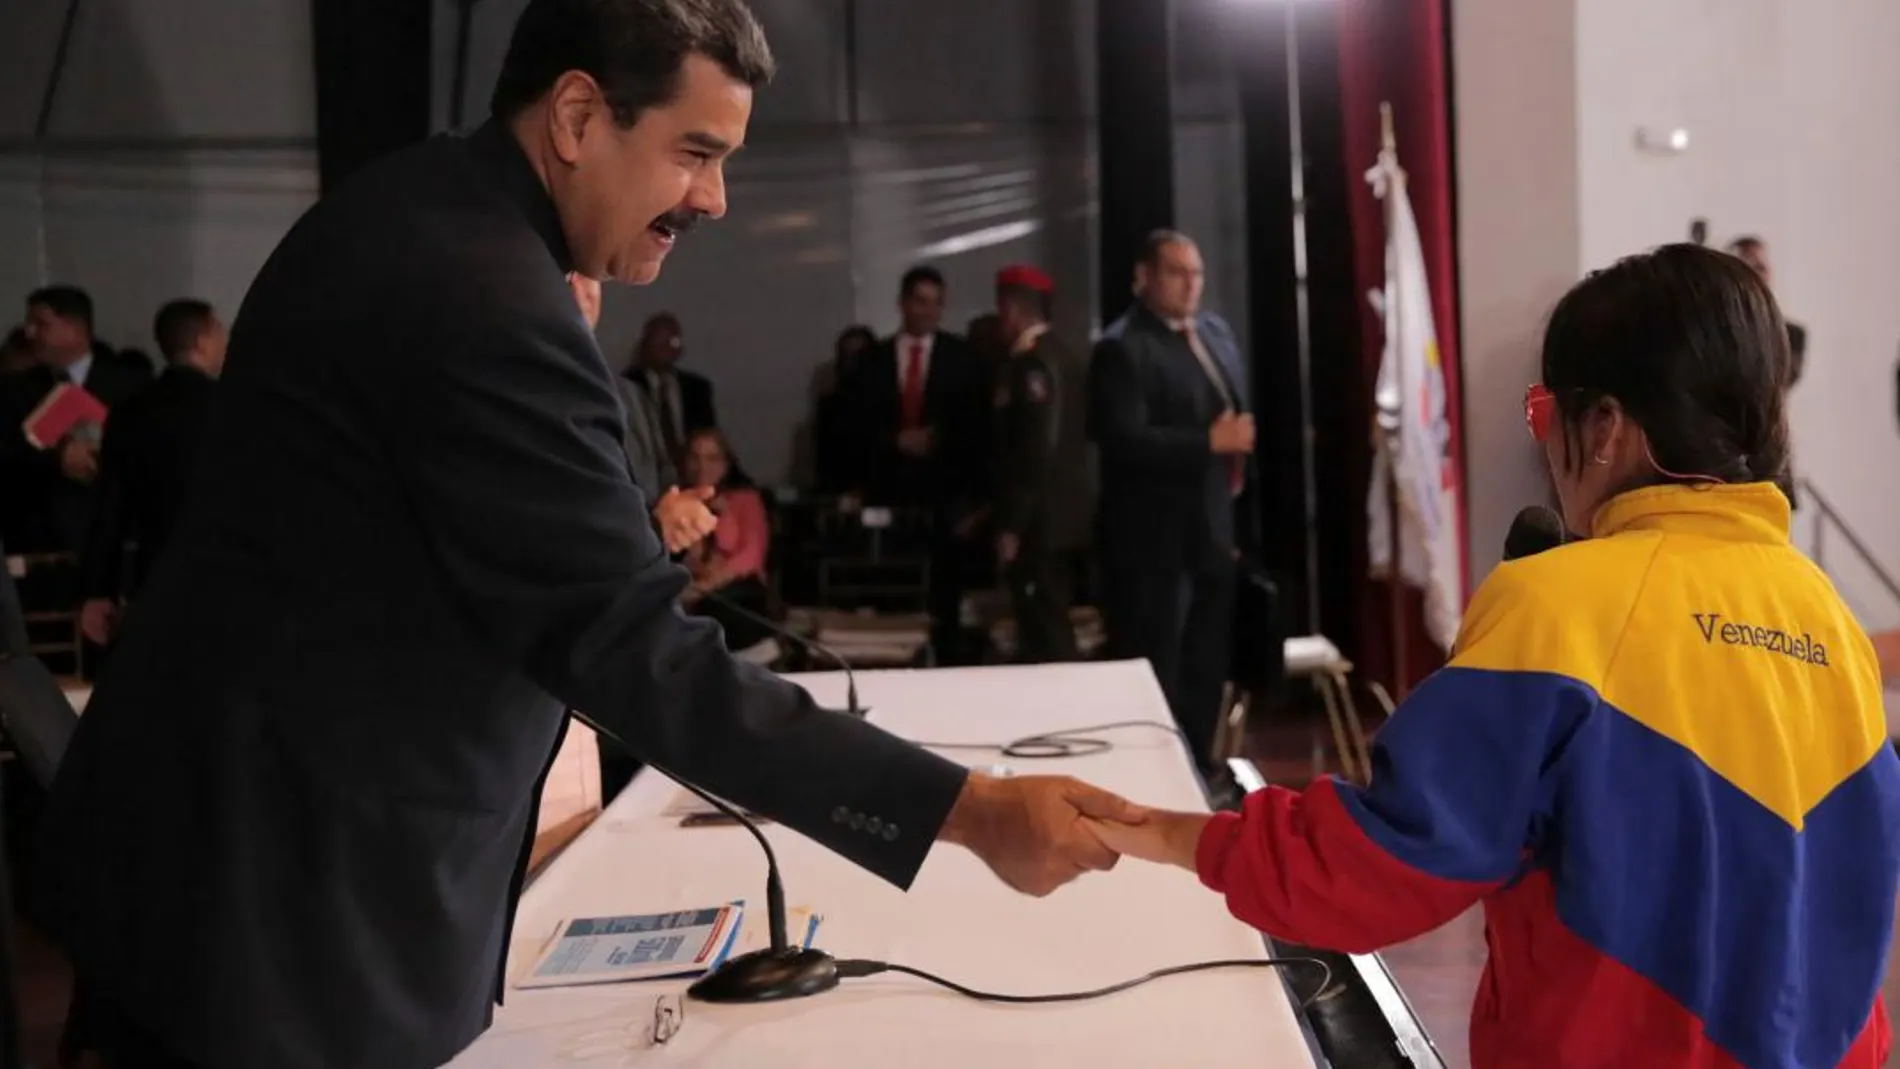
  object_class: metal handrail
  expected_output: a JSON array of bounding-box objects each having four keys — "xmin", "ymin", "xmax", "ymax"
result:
[{"xmin": 1800, "ymin": 478, "xmax": 1900, "ymax": 610}]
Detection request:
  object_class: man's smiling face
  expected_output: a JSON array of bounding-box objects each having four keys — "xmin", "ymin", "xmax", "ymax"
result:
[{"xmin": 543, "ymin": 54, "xmax": 752, "ymax": 286}]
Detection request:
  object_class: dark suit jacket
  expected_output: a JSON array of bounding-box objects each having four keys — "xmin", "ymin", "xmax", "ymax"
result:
[
  {"xmin": 851, "ymin": 332, "xmax": 985, "ymax": 505},
  {"xmin": 1089, "ymin": 305, "xmax": 1252, "ymax": 572},
  {"xmin": 37, "ymin": 121, "xmax": 968, "ymax": 1069},
  {"xmin": 80, "ymin": 364, "xmax": 217, "ymax": 600},
  {"xmin": 629, "ymin": 365, "xmax": 717, "ymax": 438},
  {"xmin": 0, "ymin": 349, "xmax": 154, "ymax": 552}
]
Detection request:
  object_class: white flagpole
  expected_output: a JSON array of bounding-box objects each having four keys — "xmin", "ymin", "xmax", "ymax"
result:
[{"xmin": 1376, "ymin": 101, "xmax": 1411, "ymax": 695}]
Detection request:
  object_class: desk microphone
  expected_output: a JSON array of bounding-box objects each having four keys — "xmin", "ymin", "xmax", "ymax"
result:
[
  {"xmin": 674, "ymin": 777, "xmax": 840, "ymax": 1004},
  {"xmin": 698, "ymin": 589, "xmax": 866, "ymax": 718},
  {"xmin": 1503, "ymin": 505, "xmax": 1568, "ymax": 561},
  {"xmin": 565, "ymin": 708, "xmax": 840, "ymax": 1004}
]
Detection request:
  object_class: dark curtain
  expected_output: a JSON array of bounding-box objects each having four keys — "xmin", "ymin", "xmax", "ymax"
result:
[
  {"xmin": 312, "ymin": 0, "xmax": 434, "ymax": 196},
  {"xmin": 1337, "ymin": 0, "xmax": 1466, "ymax": 695},
  {"xmin": 1096, "ymin": 0, "xmax": 1176, "ymax": 327}
]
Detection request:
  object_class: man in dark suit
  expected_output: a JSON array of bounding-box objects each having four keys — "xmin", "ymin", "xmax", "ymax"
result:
[
  {"xmin": 850, "ymin": 266, "xmax": 987, "ymax": 657},
  {"xmin": 37, "ymin": 5, "xmax": 1134, "ymax": 1068},
  {"xmin": 1089, "ymin": 230, "xmax": 1254, "ymax": 779},
  {"xmin": 628, "ymin": 311, "xmax": 717, "ymax": 460},
  {"xmin": 855, "ymin": 265, "xmax": 985, "ymax": 506},
  {"xmin": 0, "ymin": 286, "xmax": 153, "ymax": 555},
  {"xmin": 76, "ymin": 300, "xmax": 227, "ymax": 649}
]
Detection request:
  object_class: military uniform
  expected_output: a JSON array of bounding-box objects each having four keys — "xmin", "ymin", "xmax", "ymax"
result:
[{"xmin": 993, "ymin": 326, "xmax": 1079, "ymax": 662}]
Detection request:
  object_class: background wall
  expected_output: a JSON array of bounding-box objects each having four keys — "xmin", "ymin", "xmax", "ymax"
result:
[
  {"xmin": 0, "ymin": 1, "xmax": 1255, "ymax": 489},
  {"xmin": 0, "ymin": 0, "xmax": 318, "ymax": 359},
  {"xmin": 1453, "ymin": 0, "xmax": 1900, "ymax": 629},
  {"xmin": 432, "ymin": 0, "xmax": 1251, "ymax": 485}
]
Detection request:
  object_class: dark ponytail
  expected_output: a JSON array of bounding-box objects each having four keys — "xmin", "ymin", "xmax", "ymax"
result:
[{"xmin": 1540, "ymin": 243, "xmax": 1790, "ymax": 489}]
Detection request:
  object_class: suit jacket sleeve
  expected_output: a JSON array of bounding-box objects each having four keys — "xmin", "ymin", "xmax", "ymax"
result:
[
  {"xmin": 382, "ymin": 297, "xmax": 968, "ymax": 888},
  {"xmin": 1088, "ymin": 336, "xmax": 1211, "ymax": 474}
]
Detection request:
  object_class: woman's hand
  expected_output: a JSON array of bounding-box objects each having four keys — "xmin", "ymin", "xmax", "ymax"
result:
[
  {"xmin": 1087, "ymin": 809, "xmax": 1211, "ymax": 872},
  {"xmin": 654, "ymin": 486, "xmax": 718, "ymax": 553}
]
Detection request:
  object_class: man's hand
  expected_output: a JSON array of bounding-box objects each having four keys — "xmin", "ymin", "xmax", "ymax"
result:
[
  {"xmin": 896, "ymin": 426, "xmax": 934, "ymax": 458},
  {"xmin": 653, "ymin": 486, "xmax": 718, "ymax": 553},
  {"xmin": 1088, "ymin": 808, "xmax": 1210, "ymax": 872},
  {"xmin": 1209, "ymin": 411, "xmax": 1255, "ymax": 455},
  {"xmin": 80, "ymin": 597, "xmax": 121, "ymax": 646},
  {"xmin": 938, "ymin": 772, "xmax": 1140, "ymax": 896},
  {"xmin": 59, "ymin": 437, "xmax": 99, "ymax": 484}
]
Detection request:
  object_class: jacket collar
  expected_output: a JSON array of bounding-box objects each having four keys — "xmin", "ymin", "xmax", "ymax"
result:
[
  {"xmin": 1591, "ymin": 482, "xmax": 1791, "ymax": 544},
  {"xmin": 467, "ymin": 120, "xmax": 575, "ymax": 275}
]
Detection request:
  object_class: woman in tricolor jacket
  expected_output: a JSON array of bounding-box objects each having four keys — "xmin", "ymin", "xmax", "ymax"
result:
[{"xmin": 1099, "ymin": 243, "xmax": 1900, "ymax": 1069}]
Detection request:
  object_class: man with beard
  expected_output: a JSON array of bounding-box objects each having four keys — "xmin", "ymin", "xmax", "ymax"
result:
[{"xmin": 38, "ymin": 4, "xmax": 1138, "ymax": 1068}]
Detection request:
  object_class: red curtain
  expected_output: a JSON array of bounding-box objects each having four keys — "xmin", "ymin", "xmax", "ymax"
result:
[{"xmin": 1336, "ymin": 0, "xmax": 1466, "ymax": 695}]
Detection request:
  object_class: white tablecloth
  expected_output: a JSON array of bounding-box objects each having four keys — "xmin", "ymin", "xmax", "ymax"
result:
[{"xmin": 445, "ymin": 660, "xmax": 1318, "ymax": 1068}]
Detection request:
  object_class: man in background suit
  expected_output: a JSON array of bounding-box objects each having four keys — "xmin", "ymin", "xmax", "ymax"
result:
[
  {"xmin": 1090, "ymin": 230, "xmax": 1253, "ymax": 780},
  {"xmin": 77, "ymin": 300, "xmax": 227, "ymax": 648},
  {"xmin": 628, "ymin": 311, "xmax": 717, "ymax": 460},
  {"xmin": 569, "ymin": 275, "xmax": 682, "ymax": 500},
  {"xmin": 856, "ymin": 265, "xmax": 985, "ymax": 505},
  {"xmin": 852, "ymin": 266, "xmax": 988, "ymax": 657},
  {"xmin": 38, "ymin": 4, "xmax": 1135, "ymax": 1068},
  {"xmin": 0, "ymin": 286, "xmax": 153, "ymax": 555}
]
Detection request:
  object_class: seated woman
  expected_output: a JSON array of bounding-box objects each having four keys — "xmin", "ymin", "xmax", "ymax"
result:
[
  {"xmin": 679, "ymin": 427, "xmax": 775, "ymax": 652},
  {"xmin": 1095, "ymin": 245, "xmax": 1900, "ymax": 1068}
]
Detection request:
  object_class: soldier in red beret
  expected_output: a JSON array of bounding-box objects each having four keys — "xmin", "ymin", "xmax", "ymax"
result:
[{"xmin": 992, "ymin": 265, "xmax": 1081, "ymax": 662}]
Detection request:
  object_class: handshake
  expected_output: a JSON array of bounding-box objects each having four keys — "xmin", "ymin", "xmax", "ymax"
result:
[{"xmin": 938, "ymin": 771, "xmax": 1214, "ymax": 895}]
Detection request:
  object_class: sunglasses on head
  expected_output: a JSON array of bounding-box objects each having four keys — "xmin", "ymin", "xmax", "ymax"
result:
[{"xmin": 1524, "ymin": 384, "xmax": 1556, "ymax": 443}]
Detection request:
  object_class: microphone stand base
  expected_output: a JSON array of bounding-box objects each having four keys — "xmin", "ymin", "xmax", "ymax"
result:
[{"xmin": 688, "ymin": 948, "xmax": 839, "ymax": 1003}]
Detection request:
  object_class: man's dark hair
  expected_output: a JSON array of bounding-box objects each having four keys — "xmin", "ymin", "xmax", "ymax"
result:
[
  {"xmin": 1138, "ymin": 229, "xmax": 1195, "ymax": 267},
  {"xmin": 491, "ymin": 0, "xmax": 775, "ymax": 126},
  {"xmin": 1540, "ymin": 243, "xmax": 1789, "ymax": 489},
  {"xmin": 899, "ymin": 265, "xmax": 945, "ymax": 299},
  {"xmin": 27, "ymin": 285, "xmax": 93, "ymax": 331},
  {"xmin": 154, "ymin": 299, "xmax": 216, "ymax": 363},
  {"xmin": 1728, "ymin": 235, "xmax": 1765, "ymax": 255}
]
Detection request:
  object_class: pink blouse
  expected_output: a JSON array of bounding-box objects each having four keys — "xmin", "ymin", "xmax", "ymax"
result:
[{"xmin": 709, "ymin": 487, "xmax": 768, "ymax": 579}]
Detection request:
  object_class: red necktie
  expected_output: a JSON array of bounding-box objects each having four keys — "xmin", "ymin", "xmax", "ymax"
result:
[{"xmin": 901, "ymin": 341, "xmax": 927, "ymax": 428}]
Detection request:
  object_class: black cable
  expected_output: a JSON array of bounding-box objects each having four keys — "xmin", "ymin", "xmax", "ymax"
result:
[
  {"xmin": 912, "ymin": 719, "xmax": 1189, "ymax": 760},
  {"xmin": 836, "ymin": 956, "xmax": 1333, "ymax": 1009}
]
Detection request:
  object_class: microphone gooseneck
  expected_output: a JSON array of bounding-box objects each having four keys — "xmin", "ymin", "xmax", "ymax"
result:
[
  {"xmin": 565, "ymin": 711, "xmax": 839, "ymax": 1003},
  {"xmin": 699, "ymin": 588, "xmax": 865, "ymax": 717}
]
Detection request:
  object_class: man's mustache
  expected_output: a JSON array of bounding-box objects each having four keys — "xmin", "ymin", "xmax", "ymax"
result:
[{"xmin": 652, "ymin": 209, "xmax": 706, "ymax": 234}]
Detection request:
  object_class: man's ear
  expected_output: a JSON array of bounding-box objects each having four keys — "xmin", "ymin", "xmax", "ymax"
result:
[{"xmin": 545, "ymin": 72, "xmax": 605, "ymax": 165}]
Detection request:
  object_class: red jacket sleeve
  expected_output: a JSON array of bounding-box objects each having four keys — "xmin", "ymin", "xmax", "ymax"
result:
[{"xmin": 1194, "ymin": 633, "xmax": 1600, "ymax": 953}]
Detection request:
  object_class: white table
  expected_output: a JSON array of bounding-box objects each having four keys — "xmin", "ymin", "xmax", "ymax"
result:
[{"xmin": 445, "ymin": 660, "xmax": 1321, "ymax": 1068}]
